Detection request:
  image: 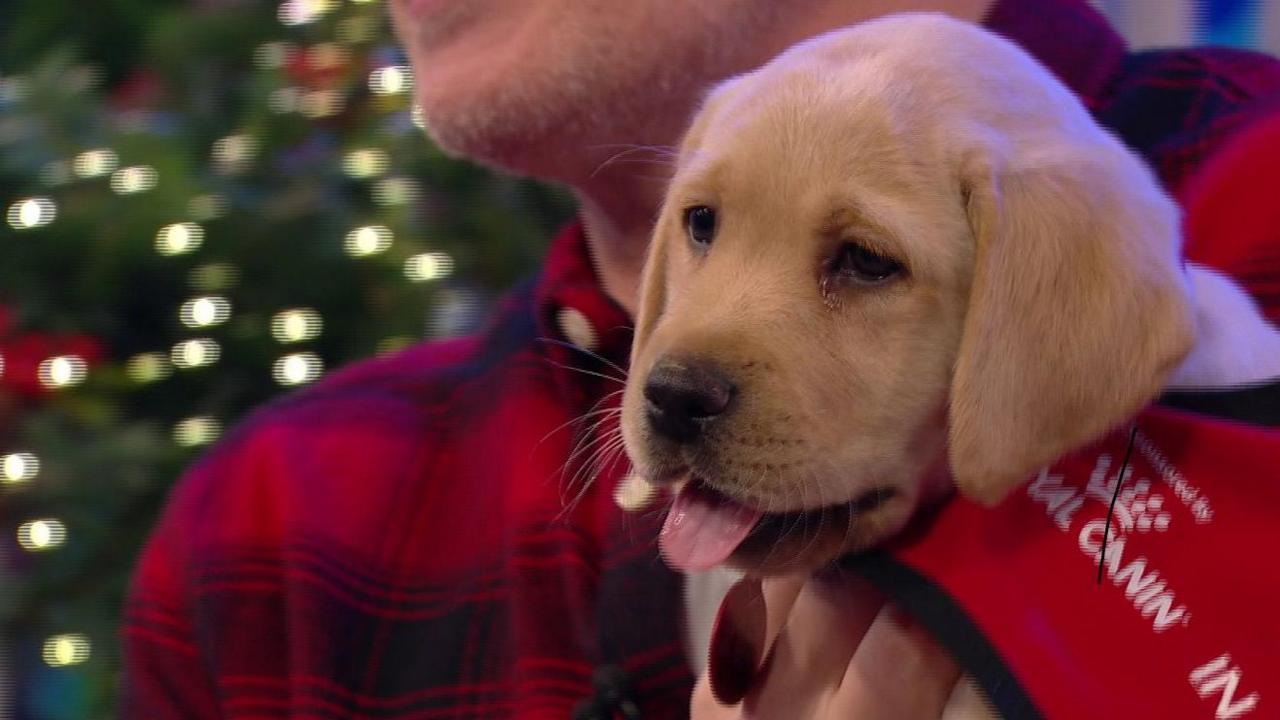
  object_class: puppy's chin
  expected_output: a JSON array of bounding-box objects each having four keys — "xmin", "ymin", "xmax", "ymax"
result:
[{"xmin": 724, "ymin": 493, "xmax": 915, "ymax": 576}]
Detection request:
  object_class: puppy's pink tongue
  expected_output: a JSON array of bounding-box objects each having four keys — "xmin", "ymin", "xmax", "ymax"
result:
[{"xmin": 660, "ymin": 481, "xmax": 762, "ymax": 571}]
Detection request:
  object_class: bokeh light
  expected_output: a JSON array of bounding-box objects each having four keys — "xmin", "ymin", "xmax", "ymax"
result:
[
  {"xmin": 273, "ymin": 352, "xmax": 323, "ymax": 386},
  {"xmin": 278, "ymin": 0, "xmax": 336, "ymax": 26},
  {"xmin": 18, "ymin": 519, "xmax": 66, "ymax": 551},
  {"xmin": 344, "ymin": 225, "xmax": 392, "ymax": 257},
  {"xmin": 405, "ymin": 252, "xmax": 454, "ymax": 282},
  {"xmin": 126, "ymin": 353, "xmax": 172, "ymax": 383},
  {"xmin": 179, "ymin": 296, "xmax": 232, "ymax": 328},
  {"xmin": 369, "ymin": 65, "xmax": 411, "ymax": 95},
  {"xmin": 72, "ymin": 149, "xmax": 118, "ymax": 178},
  {"xmin": 174, "ymin": 416, "xmax": 221, "ymax": 447},
  {"xmin": 271, "ymin": 308, "xmax": 322, "ymax": 343},
  {"xmin": 343, "ymin": 148, "xmax": 388, "ymax": 179},
  {"xmin": 42, "ymin": 634, "xmax": 91, "ymax": 667},
  {"xmin": 1, "ymin": 452, "xmax": 40, "ymax": 484},
  {"xmin": 109, "ymin": 165, "xmax": 158, "ymax": 194},
  {"xmin": 37, "ymin": 355, "xmax": 87, "ymax": 389},
  {"xmin": 7, "ymin": 197, "xmax": 56, "ymax": 229},
  {"xmin": 171, "ymin": 339, "xmax": 221, "ymax": 369},
  {"xmin": 156, "ymin": 222, "xmax": 204, "ymax": 256}
]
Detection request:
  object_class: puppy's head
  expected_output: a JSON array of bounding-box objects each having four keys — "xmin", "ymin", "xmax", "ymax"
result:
[{"xmin": 621, "ymin": 14, "xmax": 1194, "ymax": 575}]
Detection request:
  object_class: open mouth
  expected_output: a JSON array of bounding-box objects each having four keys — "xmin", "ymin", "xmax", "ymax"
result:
[{"xmin": 658, "ymin": 477, "xmax": 896, "ymax": 572}]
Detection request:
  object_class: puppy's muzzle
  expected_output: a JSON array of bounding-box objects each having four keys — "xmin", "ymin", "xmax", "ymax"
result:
[{"xmin": 643, "ymin": 356, "xmax": 736, "ymax": 444}]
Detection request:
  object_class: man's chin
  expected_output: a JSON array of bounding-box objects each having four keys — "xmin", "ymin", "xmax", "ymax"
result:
[{"xmin": 416, "ymin": 88, "xmax": 588, "ymax": 180}]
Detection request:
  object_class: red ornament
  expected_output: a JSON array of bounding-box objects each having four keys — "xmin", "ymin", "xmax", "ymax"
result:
[
  {"xmin": 283, "ymin": 45, "xmax": 347, "ymax": 89},
  {"xmin": 0, "ymin": 331, "xmax": 105, "ymax": 398}
]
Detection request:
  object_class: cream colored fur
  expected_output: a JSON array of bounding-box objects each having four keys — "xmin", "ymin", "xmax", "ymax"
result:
[
  {"xmin": 623, "ymin": 13, "xmax": 1202, "ymax": 570},
  {"xmin": 620, "ymin": 14, "xmax": 1280, "ymax": 716}
]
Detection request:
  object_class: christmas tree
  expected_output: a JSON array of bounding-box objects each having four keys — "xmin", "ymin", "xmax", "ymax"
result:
[{"xmin": 0, "ymin": 1, "xmax": 573, "ymax": 717}]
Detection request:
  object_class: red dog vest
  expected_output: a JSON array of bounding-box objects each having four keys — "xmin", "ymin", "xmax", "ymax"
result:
[{"xmin": 855, "ymin": 399, "xmax": 1280, "ymax": 719}]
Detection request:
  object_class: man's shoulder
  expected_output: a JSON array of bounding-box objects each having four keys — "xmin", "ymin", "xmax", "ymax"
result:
[
  {"xmin": 152, "ymin": 281, "xmax": 546, "ymax": 556},
  {"xmin": 1102, "ymin": 44, "xmax": 1280, "ymax": 190}
]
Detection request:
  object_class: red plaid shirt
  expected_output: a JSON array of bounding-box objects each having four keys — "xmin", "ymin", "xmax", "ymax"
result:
[{"xmin": 122, "ymin": 0, "xmax": 1280, "ymax": 717}]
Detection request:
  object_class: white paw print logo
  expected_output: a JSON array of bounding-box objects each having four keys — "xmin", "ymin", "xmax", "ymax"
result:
[{"xmin": 1115, "ymin": 479, "xmax": 1173, "ymax": 534}]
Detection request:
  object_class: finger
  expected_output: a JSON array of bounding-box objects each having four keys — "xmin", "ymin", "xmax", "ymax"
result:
[
  {"xmin": 758, "ymin": 572, "xmax": 807, "ymax": 642},
  {"xmin": 832, "ymin": 604, "xmax": 962, "ymax": 719},
  {"xmin": 742, "ymin": 571, "xmax": 884, "ymax": 718},
  {"xmin": 691, "ymin": 672, "xmax": 741, "ymax": 720},
  {"xmin": 706, "ymin": 573, "xmax": 806, "ymax": 706},
  {"xmin": 940, "ymin": 674, "xmax": 999, "ymax": 720}
]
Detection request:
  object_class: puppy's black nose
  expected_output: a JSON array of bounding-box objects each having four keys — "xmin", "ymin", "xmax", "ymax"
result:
[{"xmin": 644, "ymin": 358, "xmax": 735, "ymax": 443}]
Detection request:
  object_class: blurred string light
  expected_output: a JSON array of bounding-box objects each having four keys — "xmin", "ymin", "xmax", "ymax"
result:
[
  {"xmin": 273, "ymin": 352, "xmax": 323, "ymax": 386},
  {"xmin": 180, "ymin": 296, "xmax": 232, "ymax": 328},
  {"xmin": 212, "ymin": 134, "xmax": 256, "ymax": 173},
  {"xmin": 268, "ymin": 87, "xmax": 302, "ymax": 114},
  {"xmin": 300, "ymin": 90, "xmax": 341, "ymax": 119},
  {"xmin": 126, "ymin": 353, "xmax": 172, "ymax": 383},
  {"xmin": 411, "ymin": 104, "xmax": 426, "ymax": 130},
  {"xmin": 405, "ymin": 252, "xmax": 454, "ymax": 282},
  {"xmin": 18, "ymin": 519, "xmax": 66, "ymax": 551},
  {"xmin": 43, "ymin": 634, "xmax": 90, "ymax": 667},
  {"xmin": 278, "ymin": 0, "xmax": 337, "ymax": 26},
  {"xmin": 369, "ymin": 65, "xmax": 412, "ymax": 95},
  {"xmin": 6, "ymin": 197, "xmax": 56, "ymax": 229},
  {"xmin": 337, "ymin": 17, "xmax": 377, "ymax": 44},
  {"xmin": 38, "ymin": 160, "xmax": 72, "ymax": 186},
  {"xmin": 271, "ymin": 308, "xmax": 322, "ymax": 343},
  {"xmin": 110, "ymin": 165, "xmax": 158, "ymax": 194},
  {"xmin": 0, "ymin": 76, "xmax": 29, "ymax": 102},
  {"xmin": 190, "ymin": 263, "xmax": 240, "ymax": 292},
  {"xmin": 156, "ymin": 222, "xmax": 204, "ymax": 256},
  {"xmin": 38, "ymin": 355, "xmax": 87, "ymax": 389},
  {"xmin": 373, "ymin": 177, "xmax": 417, "ymax": 205},
  {"xmin": 310, "ymin": 42, "xmax": 347, "ymax": 69},
  {"xmin": 254, "ymin": 41, "xmax": 291, "ymax": 69},
  {"xmin": 376, "ymin": 336, "xmax": 414, "ymax": 355},
  {"xmin": 174, "ymin": 416, "xmax": 220, "ymax": 447},
  {"xmin": 2, "ymin": 452, "xmax": 39, "ymax": 484},
  {"xmin": 188, "ymin": 194, "xmax": 227, "ymax": 221},
  {"xmin": 343, "ymin": 148, "xmax": 388, "ymax": 179},
  {"xmin": 72, "ymin": 148, "xmax": 118, "ymax": 178},
  {"xmin": 0, "ymin": 351, "xmax": 5, "ymax": 376},
  {"xmin": 171, "ymin": 339, "xmax": 221, "ymax": 369},
  {"xmin": 344, "ymin": 225, "xmax": 392, "ymax": 257}
]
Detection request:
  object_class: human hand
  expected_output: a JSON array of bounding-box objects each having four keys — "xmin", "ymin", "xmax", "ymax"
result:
[{"xmin": 691, "ymin": 572, "xmax": 992, "ymax": 719}]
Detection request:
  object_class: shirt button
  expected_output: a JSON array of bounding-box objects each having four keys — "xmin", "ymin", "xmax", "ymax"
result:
[{"xmin": 557, "ymin": 306, "xmax": 598, "ymax": 352}]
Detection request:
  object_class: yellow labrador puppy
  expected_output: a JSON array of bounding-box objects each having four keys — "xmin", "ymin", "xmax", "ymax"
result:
[
  {"xmin": 622, "ymin": 12, "xmax": 1202, "ymax": 574},
  {"xmin": 619, "ymin": 13, "xmax": 1280, "ymax": 718}
]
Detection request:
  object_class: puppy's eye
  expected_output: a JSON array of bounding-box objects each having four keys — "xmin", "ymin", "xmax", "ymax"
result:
[
  {"xmin": 832, "ymin": 242, "xmax": 903, "ymax": 285},
  {"xmin": 684, "ymin": 206, "xmax": 717, "ymax": 247}
]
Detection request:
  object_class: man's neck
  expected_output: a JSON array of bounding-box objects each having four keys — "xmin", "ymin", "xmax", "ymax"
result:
[{"xmin": 574, "ymin": 166, "xmax": 669, "ymax": 317}]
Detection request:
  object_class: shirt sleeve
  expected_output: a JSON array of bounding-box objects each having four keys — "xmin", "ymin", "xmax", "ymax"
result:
[{"xmin": 119, "ymin": 449, "xmax": 226, "ymax": 719}]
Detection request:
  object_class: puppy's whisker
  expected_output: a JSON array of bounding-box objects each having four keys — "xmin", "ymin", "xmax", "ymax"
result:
[
  {"xmin": 536, "ymin": 337, "xmax": 631, "ymax": 380},
  {"xmin": 555, "ymin": 409, "xmax": 624, "ymax": 513},
  {"xmin": 587, "ymin": 143, "xmax": 679, "ymax": 178},
  {"xmin": 537, "ymin": 399, "xmax": 622, "ymax": 449},
  {"xmin": 561, "ymin": 433, "xmax": 630, "ymax": 519},
  {"xmin": 548, "ymin": 361, "xmax": 628, "ymax": 386}
]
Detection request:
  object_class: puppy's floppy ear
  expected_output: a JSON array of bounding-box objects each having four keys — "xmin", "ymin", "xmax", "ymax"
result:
[
  {"xmin": 949, "ymin": 142, "xmax": 1195, "ymax": 505},
  {"xmin": 631, "ymin": 81, "xmax": 738, "ymax": 361},
  {"xmin": 631, "ymin": 207, "xmax": 671, "ymax": 356}
]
